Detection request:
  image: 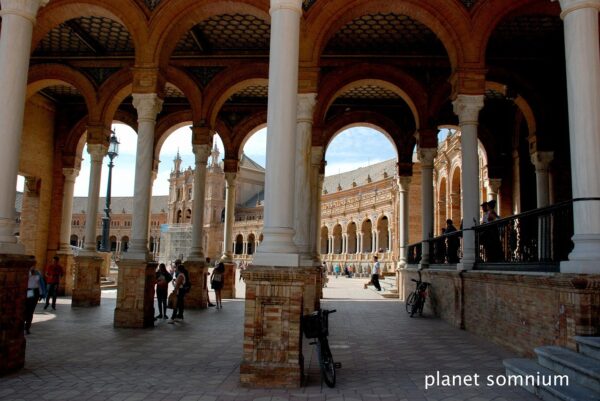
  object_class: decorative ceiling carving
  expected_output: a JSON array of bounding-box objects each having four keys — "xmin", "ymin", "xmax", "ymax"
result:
[
  {"xmin": 81, "ymin": 67, "xmax": 122, "ymax": 86},
  {"xmin": 165, "ymin": 83, "xmax": 185, "ymax": 98},
  {"xmin": 33, "ymin": 16, "xmax": 134, "ymax": 57},
  {"xmin": 185, "ymin": 67, "xmax": 227, "ymax": 89},
  {"xmin": 174, "ymin": 14, "xmax": 270, "ymax": 55},
  {"xmin": 40, "ymin": 84, "xmax": 82, "ymax": 103},
  {"xmin": 337, "ymin": 85, "xmax": 401, "ymax": 100},
  {"xmin": 324, "ymin": 13, "xmax": 446, "ymax": 56}
]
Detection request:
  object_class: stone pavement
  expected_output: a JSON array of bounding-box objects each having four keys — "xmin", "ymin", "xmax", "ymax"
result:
[{"xmin": 0, "ymin": 272, "xmax": 538, "ymax": 401}]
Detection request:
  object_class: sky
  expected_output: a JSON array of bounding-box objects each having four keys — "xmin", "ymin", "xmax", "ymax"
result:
[{"xmin": 15, "ymin": 124, "xmax": 404, "ymax": 196}]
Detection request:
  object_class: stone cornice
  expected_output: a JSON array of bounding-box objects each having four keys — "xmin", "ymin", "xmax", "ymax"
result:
[
  {"xmin": 555, "ymin": 0, "xmax": 600, "ymax": 18},
  {"xmin": 0, "ymin": 0, "xmax": 49, "ymax": 24}
]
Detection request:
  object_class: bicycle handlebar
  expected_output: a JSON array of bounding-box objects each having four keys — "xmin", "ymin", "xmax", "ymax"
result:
[{"xmin": 323, "ymin": 309, "xmax": 337, "ymax": 315}]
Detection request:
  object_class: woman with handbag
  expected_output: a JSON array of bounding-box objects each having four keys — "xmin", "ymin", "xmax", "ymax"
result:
[
  {"xmin": 155, "ymin": 263, "xmax": 172, "ymax": 320},
  {"xmin": 210, "ymin": 262, "xmax": 225, "ymax": 309}
]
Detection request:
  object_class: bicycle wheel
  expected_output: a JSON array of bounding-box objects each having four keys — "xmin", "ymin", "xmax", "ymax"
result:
[
  {"xmin": 405, "ymin": 291, "xmax": 417, "ymax": 314},
  {"xmin": 317, "ymin": 338, "xmax": 336, "ymax": 387},
  {"xmin": 410, "ymin": 295, "xmax": 422, "ymax": 317}
]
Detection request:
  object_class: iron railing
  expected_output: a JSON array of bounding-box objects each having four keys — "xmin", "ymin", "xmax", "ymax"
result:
[
  {"xmin": 407, "ymin": 242, "xmax": 422, "ymax": 264},
  {"xmin": 474, "ymin": 200, "xmax": 574, "ymax": 265},
  {"xmin": 428, "ymin": 231, "xmax": 463, "ymax": 264}
]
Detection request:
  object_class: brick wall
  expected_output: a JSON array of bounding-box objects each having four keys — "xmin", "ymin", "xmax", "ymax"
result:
[
  {"xmin": 401, "ymin": 269, "xmax": 600, "ymax": 356},
  {"xmin": 19, "ymin": 95, "xmax": 56, "ymax": 267}
]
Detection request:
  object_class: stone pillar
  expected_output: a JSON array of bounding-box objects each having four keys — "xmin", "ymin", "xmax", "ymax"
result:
[
  {"xmin": 128, "ymin": 93, "xmax": 162, "ymax": 258},
  {"xmin": 0, "ymin": 0, "xmax": 48, "ymax": 253},
  {"xmin": 83, "ymin": 144, "xmax": 106, "ymax": 251},
  {"xmin": 398, "ymin": 176, "xmax": 411, "ymax": 268},
  {"xmin": 0, "ymin": 255, "xmax": 35, "ymax": 374},
  {"xmin": 487, "ymin": 178, "xmax": 502, "ymax": 211},
  {"xmin": 59, "ymin": 168, "xmax": 79, "ymax": 252},
  {"xmin": 453, "ymin": 95, "xmax": 484, "ymax": 270},
  {"xmin": 294, "ymin": 93, "xmax": 317, "ymax": 262},
  {"xmin": 372, "ymin": 231, "xmax": 377, "ymax": 254},
  {"xmin": 531, "ymin": 151, "xmax": 554, "ymax": 208},
  {"xmin": 221, "ymin": 262, "xmax": 236, "ymax": 299},
  {"xmin": 512, "ymin": 149, "xmax": 521, "ymax": 214},
  {"xmin": 72, "ymin": 254, "xmax": 102, "ymax": 307},
  {"xmin": 221, "ymin": 172, "xmax": 237, "ymax": 262},
  {"xmin": 252, "ymin": 0, "xmax": 302, "ymax": 267},
  {"xmin": 113, "ymin": 260, "xmax": 156, "ymax": 328},
  {"xmin": 189, "ymin": 143, "xmax": 211, "ymax": 259},
  {"xmin": 309, "ymin": 147, "xmax": 324, "ymax": 261},
  {"xmin": 418, "ymin": 148, "xmax": 437, "ymax": 268},
  {"xmin": 556, "ymin": 0, "xmax": 600, "ymax": 273}
]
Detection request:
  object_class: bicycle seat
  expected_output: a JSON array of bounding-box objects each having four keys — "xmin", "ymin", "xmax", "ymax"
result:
[{"xmin": 411, "ymin": 279, "xmax": 420, "ymax": 283}]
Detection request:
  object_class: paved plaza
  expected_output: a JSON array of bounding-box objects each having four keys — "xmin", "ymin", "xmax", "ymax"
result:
[{"xmin": 0, "ymin": 273, "xmax": 537, "ymax": 401}]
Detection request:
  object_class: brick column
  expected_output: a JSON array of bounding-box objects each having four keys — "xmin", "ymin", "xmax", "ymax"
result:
[
  {"xmin": 56, "ymin": 167, "xmax": 78, "ymax": 296},
  {"xmin": 221, "ymin": 172, "xmax": 237, "ymax": 262},
  {"xmin": 72, "ymin": 253, "xmax": 102, "ymax": 307},
  {"xmin": 0, "ymin": 254, "xmax": 35, "ymax": 374}
]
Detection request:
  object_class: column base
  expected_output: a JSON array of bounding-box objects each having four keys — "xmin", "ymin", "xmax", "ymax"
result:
[
  {"xmin": 221, "ymin": 262, "xmax": 237, "ymax": 299},
  {"xmin": 252, "ymin": 252, "xmax": 301, "ymax": 267},
  {"xmin": 457, "ymin": 261, "xmax": 475, "ymax": 271},
  {"xmin": 0, "ymin": 254, "xmax": 35, "ymax": 375},
  {"xmin": 562, "ymin": 234, "xmax": 600, "ymax": 273},
  {"xmin": 114, "ymin": 259, "xmax": 156, "ymax": 328},
  {"xmin": 55, "ymin": 252, "xmax": 76, "ymax": 296},
  {"xmin": 184, "ymin": 260, "xmax": 208, "ymax": 309},
  {"xmin": 240, "ymin": 265, "xmax": 314, "ymax": 388},
  {"xmin": 72, "ymin": 253, "xmax": 102, "ymax": 307}
]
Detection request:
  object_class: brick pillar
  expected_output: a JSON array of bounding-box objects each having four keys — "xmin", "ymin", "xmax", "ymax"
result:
[
  {"xmin": 72, "ymin": 254, "xmax": 102, "ymax": 307},
  {"xmin": 221, "ymin": 262, "xmax": 236, "ymax": 299},
  {"xmin": 184, "ymin": 260, "xmax": 208, "ymax": 309},
  {"xmin": 113, "ymin": 260, "xmax": 156, "ymax": 328},
  {"xmin": 240, "ymin": 266, "xmax": 315, "ymax": 388},
  {"xmin": 0, "ymin": 254, "xmax": 35, "ymax": 375},
  {"xmin": 56, "ymin": 253, "xmax": 75, "ymax": 296}
]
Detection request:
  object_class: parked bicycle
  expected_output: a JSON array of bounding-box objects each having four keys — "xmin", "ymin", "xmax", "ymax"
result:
[
  {"xmin": 405, "ymin": 271, "xmax": 430, "ymax": 317},
  {"xmin": 302, "ymin": 308, "xmax": 341, "ymax": 388}
]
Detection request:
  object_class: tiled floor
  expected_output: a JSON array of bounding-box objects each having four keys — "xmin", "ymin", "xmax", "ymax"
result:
[{"xmin": 0, "ymin": 273, "xmax": 538, "ymax": 401}]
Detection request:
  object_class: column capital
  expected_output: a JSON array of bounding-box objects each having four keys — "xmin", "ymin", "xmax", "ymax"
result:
[
  {"xmin": 270, "ymin": 0, "xmax": 303, "ymax": 14},
  {"xmin": 193, "ymin": 144, "xmax": 212, "ymax": 164},
  {"xmin": 132, "ymin": 93, "xmax": 163, "ymax": 122},
  {"xmin": 224, "ymin": 171, "xmax": 237, "ymax": 186},
  {"xmin": 398, "ymin": 175, "xmax": 412, "ymax": 190},
  {"xmin": 297, "ymin": 93, "xmax": 317, "ymax": 122},
  {"xmin": 62, "ymin": 168, "xmax": 80, "ymax": 182},
  {"xmin": 487, "ymin": 178, "xmax": 502, "ymax": 193},
  {"xmin": 0, "ymin": 0, "xmax": 49, "ymax": 23},
  {"xmin": 310, "ymin": 146, "xmax": 324, "ymax": 165},
  {"xmin": 87, "ymin": 143, "xmax": 107, "ymax": 162},
  {"xmin": 554, "ymin": 0, "xmax": 600, "ymax": 18},
  {"xmin": 452, "ymin": 94, "xmax": 484, "ymax": 124},
  {"xmin": 531, "ymin": 151, "xmax": 554, "ymax": 172},
  {"xmin": 417, "ymin": 147, "xmax": 437, "ymax": 167}
]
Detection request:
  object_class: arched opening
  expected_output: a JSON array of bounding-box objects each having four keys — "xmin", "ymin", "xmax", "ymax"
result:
[
  {"xmin": 110, "ymin": 235, "xmax": 117, "ymax": 252},
  {"xmin": 70, "ymin": 234, "xmax": 78, "ymax": 247},
  {"xmin": 450, "ymin": 167, "xmax": 462, "ymax": 225},
  {"xmin": 235, "ymin": 234, "xmax": 244, "ymax": 255},
  {"xmin": 320, "ymin": 226, "xmax": 329, "ymax": 254},
  {"xmin": 176, "ymin": 210, "xmax": 182, "ymax": 223},
  {"xmin": 247, "ymin": 233, "xmax": 255, "ymax": 255},
  {"xmin": 361, "ymin": 220, "xmax": 372, "ymax": 253},
  {"xmin": 332, "ymin": 224, "xmax": 343, "ymax": 254},
  {"xmin": 185, "ymin": 209, "xmax": 192, "ymax": 222},
  {"xmin": 437, "ymin": 177, "xmax": 447, "ymax": 235},
  {"xmin": 96, "ymin": 235, "xmax": 102, "ymax": 250},
  {"xmin": 121, "ymin": 236, "xmax": 129, "ymax": 252},
  {"xmin": 347, "ymin": 222, "xmax": 357, "ymax": 254},
  {"xmin": 377, "ymin": 216, "xmax": 389, "ymax": 252}
]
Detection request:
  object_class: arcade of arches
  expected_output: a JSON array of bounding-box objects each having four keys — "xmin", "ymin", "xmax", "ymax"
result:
[{"xmin": 1, "ymin": 0, "xmax": 599, "ymax": 388}]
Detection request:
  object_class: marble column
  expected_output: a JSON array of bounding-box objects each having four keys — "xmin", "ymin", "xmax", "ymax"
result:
[
  {"xmin": 294, "ymin": 93, "xmax": 317, "ymax": 261},
  {"xmin": 83, "ymin": 144, "xmax": 107, "ymax": 251},
  {"xmin": 0, "ymin": 0, "xmax": 48, "ymax": 253},
  {"xmin": 487, "ymin": 178, "xmax": 502, "ymax": 207},
  {"xmin": 398, "ymin": 176, "xmax": 411, "ymax": 268},
  {"xmin": 127, "ymin": 93, "xmax": 162, "ymax": 259},
  {"xmin": 418, "ymin": 148, "xmax": 437, "ymax": 268},
  {"xmin": 221, "ymin": 172, "xmax": 236, "ymax": 262},
  {"xmin": 557, "ymin": 0, "xmax": 600, "ymax": 272},
  {"xmin": 59, "ymin": 168, "xmax": 80, "ymax": 252},
  {"xmin": 530, "ymin": 151, "xmax": 554, "ymax": 208},
  {"xmin": 453, "ymin": 95, "xmax": 484, "ymax": 270},
  {"xmin": 309, "ymin": 147, "xmax": 324, "ymax": 261},
  {"xmin": 252, "ymin": 0, "xmax": 302, "ymax": 267},
  {"xmin": 188, "ymin": 144, "xmax": 211, "ymax": 260}
]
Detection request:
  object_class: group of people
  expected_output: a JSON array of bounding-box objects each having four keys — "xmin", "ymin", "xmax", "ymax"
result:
[
  {"xmin": 155, "ymin": 258, "xmax": 226, "ymax": 324},
  {"xmin": 24, "ymin": 256, "xmax": 63, "ymax": 334}
]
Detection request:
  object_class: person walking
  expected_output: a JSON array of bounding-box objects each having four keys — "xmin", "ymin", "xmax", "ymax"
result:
[
  {"xmin": 205, "ymin": 257, "xmax": 215, "ymax": 307},
  {"xmin": 210, "ymin": 262, "xmax": 225, "ymax": 309},
  {"xmin": 44, "ymin": 256, "xmax": 63, "ymax": 310},
  {"xmin": 445, "ymin": 219, "xmax": 460, "ymax": 263},
  {"xmin": 169, "ymin": 263, "xmax": 188, "ymax": 323},
  {"xmin": 155, "ymin": 263, "xmax": 172, "ymax": 320},
  {"xmin": 371, "ymin": 255, "xmax": 382, "ymax": 291},
  {"xmin": 25, "ymin": 265, "xmax": 46, "ymax": 334}
]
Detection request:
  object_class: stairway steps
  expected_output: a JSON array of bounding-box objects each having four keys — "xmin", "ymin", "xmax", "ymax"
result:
[
  {"xmin": 504, "ymin": 358, "xmax": 600, "ymax": 401},
  {"xmin": 575, "ymin": 337, "xmax": 600, "ymax": 362},
  {"xmin": 535, "ymin": 346, "xmax": 600, "ymax": 393}
]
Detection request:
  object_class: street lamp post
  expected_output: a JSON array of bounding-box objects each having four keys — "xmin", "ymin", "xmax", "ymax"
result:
[{"xmin": 101, "ymin": 131, "xmax": 119, "ymax": 252}]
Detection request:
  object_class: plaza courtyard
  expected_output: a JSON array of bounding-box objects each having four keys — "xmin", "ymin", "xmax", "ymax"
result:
[{"xmin": 0, "ymin": 274, "xmax": 536, "ymax": 401}]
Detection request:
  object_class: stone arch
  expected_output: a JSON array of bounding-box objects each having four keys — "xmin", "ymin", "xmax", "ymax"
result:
[
  {"xmin": 70, "ymin": 234, "xmax": 78, "ymax": 247},
  {"xmin": 235, "ymin": 233, "xmax": 244, "ymax": 255},
  {"xmin": 303, "ymin": 0, "xmax": 467, "ymax": 68},
  {"xmin": 165, "ymin": 66, "xmax": 203, "ymax": 122},
  {"xmin": 332, "ymin": 224, "xmax": 343, "ymax": 254},
  {"xmin": 97, "ymin": 69, "xmax": 134, "ymax": 128},
  {"xmin": 361, "ymin": 219, "xmax": 373, "ymax": 253},
  {"xmin": 232, "ymin": 112, "xmax": 268, "ymax": 161},
  {"xmin": 437, "ymin": 176, "xmax": 448, "ymax": 235},
  {"xmin": 205, "ymin": 75, "xmax": 269, "ymax": 127},
  {"xmin": 450, "ymin": 166, "xmax": 461, "ymax": 224},
  {"xmin": 154, "ymin": 114, "xmax": 193, "ymax": 162},
  {"xmin": 247, "ymin": 233, "xmax": 256, "ymax": 255},
  {"xmin": 148, "ymin": 0, "xmax": 269, "ymax": 67},
  {"xmin": 347, "ymin": 221, "xmax": 357, "ymax": 254},
  {"xmin": 376, "ymin": 215, "xmax": 390, "ymax": 252}
]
